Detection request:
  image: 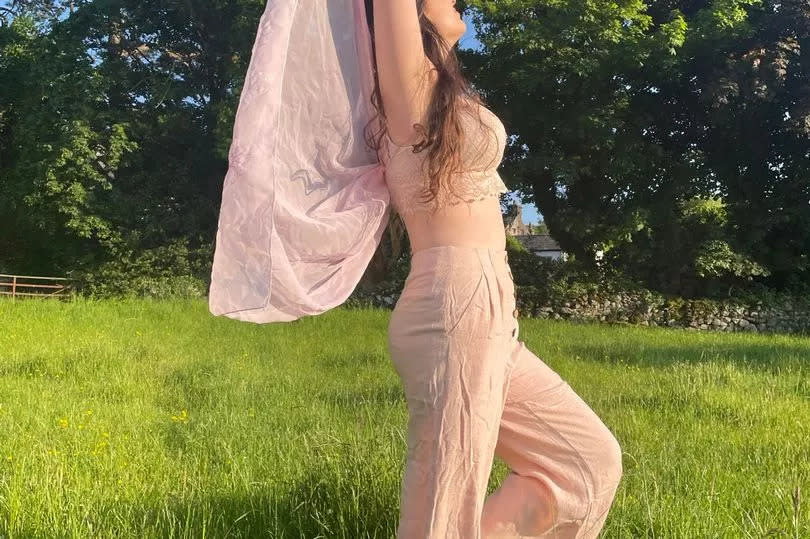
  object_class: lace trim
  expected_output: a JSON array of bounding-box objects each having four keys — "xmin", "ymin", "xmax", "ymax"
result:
[
  {"xmin": 394, "ymin": 182, "xmax": 509, "ymax": 216},
  {"xmin": 385, "ymin": 131, "xmax": 421, "ymax": 150}
]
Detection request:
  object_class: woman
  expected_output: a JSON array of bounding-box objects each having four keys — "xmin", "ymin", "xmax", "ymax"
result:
[{"xmin": 366, "ymin": 1, "xmax": 624, "ymax": 537}]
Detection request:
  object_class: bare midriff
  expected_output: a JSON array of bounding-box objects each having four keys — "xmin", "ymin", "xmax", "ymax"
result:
[{"xmin": 402, "ymin": 196, "xmax": 506, "ymax": 254}]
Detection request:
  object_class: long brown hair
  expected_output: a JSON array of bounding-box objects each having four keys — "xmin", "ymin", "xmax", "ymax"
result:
[{"xmin": 363, "ymin": 0, "xmax": 498, "ymax": 212}]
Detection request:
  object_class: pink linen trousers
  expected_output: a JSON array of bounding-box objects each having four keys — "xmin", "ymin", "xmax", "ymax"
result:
[{"xmin": 387, "ymin": 245, "xmax": 623, "ymax": 538}]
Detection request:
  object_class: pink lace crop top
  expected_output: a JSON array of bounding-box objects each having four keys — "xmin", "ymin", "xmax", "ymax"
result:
[{"xmin": 381, "ymin": 99, "xmax": 510, "ymax": 216}]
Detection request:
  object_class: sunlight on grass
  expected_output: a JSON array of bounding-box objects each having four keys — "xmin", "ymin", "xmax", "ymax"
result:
[{"xmin": 0, "ymin": 296, "xmax": 807, "ymax": 537}]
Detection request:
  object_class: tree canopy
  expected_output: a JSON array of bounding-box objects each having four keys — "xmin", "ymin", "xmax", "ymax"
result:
[{"xmin": 1, "ymin": 0, "xmax": 808, "ymax": 297}]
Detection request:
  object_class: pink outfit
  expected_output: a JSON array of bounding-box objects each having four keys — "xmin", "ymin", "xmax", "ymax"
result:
[
  {"xmin": 208, "ymin": 1, "xmax": 623, "ymax": 536},
  {"xmin": 382, "ymin": 98, "xmax": 510, "ymax": 217},
  {"xmin": 388, "ymin": 246, "xmax": 623, "ymax": 538}
]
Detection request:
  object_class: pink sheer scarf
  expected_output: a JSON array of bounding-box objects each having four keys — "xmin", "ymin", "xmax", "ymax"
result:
[{"xmin": 208, "ymin": 0, "xmax": 390, "ymax": 323}]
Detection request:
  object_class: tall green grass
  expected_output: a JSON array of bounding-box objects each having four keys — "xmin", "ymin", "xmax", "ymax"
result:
[{"xmin": 0, "ymin": 296, "xmax": 807, "ymax": 538}]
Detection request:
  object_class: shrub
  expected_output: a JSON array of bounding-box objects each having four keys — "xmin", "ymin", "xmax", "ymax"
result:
[{"xmin": 69, "ymin": 238, "xmax": 210, "ymax": 299}]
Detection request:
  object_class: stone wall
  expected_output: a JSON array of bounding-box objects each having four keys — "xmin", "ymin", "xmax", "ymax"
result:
[
  {"xmin": 521, "ymin": 290, "xmax": 810, "ymax": 334},
  {"xmin": 346, "ymin": 286, "xmax": 810, "ymax": 335}
]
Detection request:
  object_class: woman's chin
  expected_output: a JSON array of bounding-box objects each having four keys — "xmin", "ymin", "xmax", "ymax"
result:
[
  {"xmin": 455, "ymin": 21, "xmax": 466, "ymax": 41},
  {"xmin": 443, "ymin": 25, "xmax": 465, "ymax": 47}
]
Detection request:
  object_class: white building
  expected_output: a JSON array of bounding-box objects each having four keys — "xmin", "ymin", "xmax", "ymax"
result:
[
  {"xmin": 503, "ymin": 202, "xmax": 566, "ymax": 260},
  {"xmin": 514, "ymin": 234, "xmax": 567, "ymax": 260}
]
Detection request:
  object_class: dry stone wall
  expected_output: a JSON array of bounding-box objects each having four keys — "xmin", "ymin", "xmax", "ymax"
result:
[{"xmin": 346, "ymin": 286, "xmax": 810, "ymax": 335}]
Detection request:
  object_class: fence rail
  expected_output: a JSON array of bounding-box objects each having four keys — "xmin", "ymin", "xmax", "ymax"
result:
[{"xmin": 0, "ymin": 274, "xmax": 73, "ymax": 300}]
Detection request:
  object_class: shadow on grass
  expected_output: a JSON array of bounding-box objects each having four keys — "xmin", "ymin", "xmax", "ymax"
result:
[
  {"xmin": 317, "ymin": 350, "xmax": 389, "ymax": 371},
  {"xmin": 321, "ymin": 383, "xmax": 405, "ymax": 410},
  {"xmin": 75, "ymin": 458, "xmax": 400, "ymax": 538},
  {"xmin": 561, "ymin": 332, "xmax": 809, "ymax": 374}
]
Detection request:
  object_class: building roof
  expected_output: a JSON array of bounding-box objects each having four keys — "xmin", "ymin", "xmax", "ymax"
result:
[{"xmin": 513, "ymin": 234, "xmax": 562, "ymax": 252}]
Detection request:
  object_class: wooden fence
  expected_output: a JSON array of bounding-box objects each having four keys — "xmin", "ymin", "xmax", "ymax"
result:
[{"xmin": 0, "ymin": 274, "xmax": 73, "ymax": 300}]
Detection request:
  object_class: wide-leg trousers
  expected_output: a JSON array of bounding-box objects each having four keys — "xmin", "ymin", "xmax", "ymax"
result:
[{"xmin": 387, "ymin": 245, "xmax": 623, "ymax": 539}]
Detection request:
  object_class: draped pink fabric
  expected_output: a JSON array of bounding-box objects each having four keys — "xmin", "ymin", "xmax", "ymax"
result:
[{"xmin": 208, "ymin": 0, "xmax": 390, "ymax": 323}]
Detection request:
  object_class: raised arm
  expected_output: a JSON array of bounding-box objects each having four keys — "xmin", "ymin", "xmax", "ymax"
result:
[{"xmin": 372, "ymin": 0, "xmax": 437, "ymax": 146}]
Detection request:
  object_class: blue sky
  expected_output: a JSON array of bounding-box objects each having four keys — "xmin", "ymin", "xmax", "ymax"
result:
[{"xmin": 458, "ymin": 13, "xmax": 542, "ymax": 226}]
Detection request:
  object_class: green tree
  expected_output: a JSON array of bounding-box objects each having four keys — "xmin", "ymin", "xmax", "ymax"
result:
[
  {"xmin": 2, "ymin": 0, "xmax": 808, "ymax": 299},
  {"xmin": 0, "ymin": 0, "xmax": 263, "ymax": 282},
  {"xmin": 461, "ymin": 0, "xmax": 810, "ymax": 295},
  {"xmin": 531, "ymin": 220, "xmax": 549, "ymax": 235}
]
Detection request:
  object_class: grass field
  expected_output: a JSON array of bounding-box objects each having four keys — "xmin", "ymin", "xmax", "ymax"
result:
[{"xmin": 0, "ymin": 296, "xmax": 808, "ymax": 538}]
